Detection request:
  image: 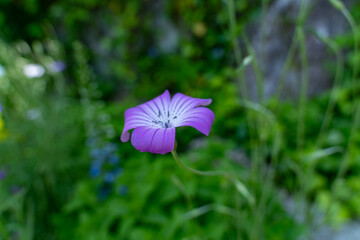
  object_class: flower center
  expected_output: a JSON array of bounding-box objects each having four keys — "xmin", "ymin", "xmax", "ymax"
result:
[{"xmin": 152, "ymin": 110, "xmax": 178, "ymax": 128}]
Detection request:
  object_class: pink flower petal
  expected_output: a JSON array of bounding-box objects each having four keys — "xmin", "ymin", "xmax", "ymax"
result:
[
  {"xmin": 175, "ymin": 107, "xmax": 215, "ymax": 135},
  {"xmin": 121, "ymin": 107, "xmax": 151, "ymax": 142},
  {"xmin": 121, "ymin": 90, "xmax": 214, "ymax": 154},
  {"xmin": 139, "ymin": 90, "xmax": 171, "ymax": 118},
  {"xmin": 121, "ymin": 90, "xmax": 171, "ymax": 142},
  {"xmin": 170, "ymin": 93, "xmax": 212, "ymax": 117},
  {"xmin": 131, "ymin": 126, "xmax": 176, "ymax": 154}
]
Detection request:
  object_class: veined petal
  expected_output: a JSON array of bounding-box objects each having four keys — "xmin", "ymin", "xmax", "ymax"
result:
[
  {"xmin": 121, "ymin": 107, "xmax": 153, "ymax": 142},
  {"xmin": 174, "ymin": 107, "xmax": 215, "ymax": 135},
  {"xmin": 121, "ymin": 90, "xmax": 214, "ymax": 154},
  {"xmin": 139, "ymin": 90, "xmax": 171, "ymax": 118},
  {"xmin": 152, "ymin": 90, "xmax": 171, "ymax": 117},
  {"xmin": 121, "ymin": 90, "xmax": 171, "ymax": 142},
  {"xmin": 170, "ymin": 93, "xmax": 212, "ymax": 117},
  {"xmin": 131, "ymin": 126, "xmax": 175, "ymax": 154}
]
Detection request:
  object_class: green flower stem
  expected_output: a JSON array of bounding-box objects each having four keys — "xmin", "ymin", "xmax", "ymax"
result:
[
  {"xmin": 171, "ymin": 150, "xmax": 255, "ymax": 205},
  {"xmin": 171, "ymin": 150, "xmax": 226, "ymax": 177}
]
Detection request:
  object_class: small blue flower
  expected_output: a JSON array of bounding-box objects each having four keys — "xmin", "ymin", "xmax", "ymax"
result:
[
  {"xmin": 11, "ymin": 185, "xmax": 21, "ymax": 194},
  {"xmin": 89, "ymin": 164, "xmax": 101, "ymax": 178},
  {"xmin": 108, "ymin": 155, "xmax": 119, "ymax": 165},
  {"xmin": 116, "ymin": 185, "xmax": 128, "ymax": 196},
  {"xmin": 88, "ymin": 141, "xmax": 126, "ymax": 200},
  {"xmin": 0, "ymin": 65, "xmax": 6, "ymax": 77},
  {"xmin": 104, "ymin": 172, "xmax": 116, "ymax": 183},
  {"xmin": 92, "ymin": 158, "xmax": 104, "ymax": 166},
  {"xmin": 86, "ymin": 137, "xmax": 97, "ymax": 147},
  {"xmin": 104, "ymin": 143, "xmax": 117, "ymax": 154},
  {"xmin": 90, "ymin": 148, "xmax": 107, "ymax": 160}
]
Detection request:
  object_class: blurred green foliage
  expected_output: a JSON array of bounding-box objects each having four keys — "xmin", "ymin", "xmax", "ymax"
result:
[{"xmin": 0, "ymin": 0, "xmax": 360, "ymax": 239}]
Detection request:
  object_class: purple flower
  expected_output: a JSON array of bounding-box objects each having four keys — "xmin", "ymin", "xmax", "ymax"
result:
[
  {"xmin": 11, "ymin": 185, "xmax": 21, "ymax": 194},
  {"xmin": 121, "ymin": 90, "xmax": 215, "ymax": 154},
  {"xmin": 49, "ymin": 61, "xmax": 66, "ymax": 73},
  {"xmin": 0, "ymin": 170, "xmax": 6, "ymax": 180}
]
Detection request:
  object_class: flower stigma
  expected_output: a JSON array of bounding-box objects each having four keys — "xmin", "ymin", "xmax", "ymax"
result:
[{"xmin": 151, "ymin": 110, "xmax": 177, "ymax": 128}]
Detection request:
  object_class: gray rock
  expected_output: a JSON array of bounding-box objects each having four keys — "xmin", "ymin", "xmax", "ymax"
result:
[
  {"xmin": 152, "ymin": 0, "xmax": 179, "ymax": 53},
  {"xmin": 313, "ymin": 221, "xmax": 360, "ymax": 240},
  {"xmin": 246, "ymin": 0, "xmax": 355, "ymax": 100},
  {"xmin": 282, "ymin": 192, "xmax": 360, "ymax": 240}
]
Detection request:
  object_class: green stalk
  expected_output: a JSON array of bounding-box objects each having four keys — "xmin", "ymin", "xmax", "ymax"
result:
[
  {"xmin": 294, "ymin": 0, "xmax": 313, "ymax": 234},
  {"xmin": 311, "ymin": 32, "xmax": 344, "ymax": 147},
  {"xmin": 334, "ymin": 0, "xmax": 358, "ymax": 99},
  {"xmin": 227, "ymin": 0, "xmax": 248, "ymax": 100},
  {"xmin": 259, "ymin": 0, "xmax": 270, "ymax": 67},
  {"xmin": 329, "ymin": 0, "xmax": 360, "ymax": 184},
  {"xmin": 296, "ymin": 22, "xmax": 309, "ymax": 150},
  {"xmin": 225, "ymin": 1, "xmax": 258, "ymax": 212},
  {"xmin": 171, "ymin": 150, "xmax": 225, "ymax": 177},
  {"xmin": 327, "ymin": 5, "xmax": 360, "ymax": 186},
  {"xmin": 236, "ymin": 100, "xmax": 281, "ymax": 240},
  {"xmin": 274, "ymin": 0, "xmax": 320, "ymax": 103},
  {"xmin": 171, "ymin": 150, "xmax": 254, "ymax": 205},
  {"xmin": 242, "ymin": 33, "xmax": 264, "ymax": 102},
  {"xmin": 274, "ymin": 36, "xmax": 299, "ymax": 102}
]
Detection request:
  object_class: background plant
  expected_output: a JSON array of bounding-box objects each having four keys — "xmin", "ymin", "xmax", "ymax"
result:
[{"xmin": 0, "ymin": 0, "xmax": 360, "ymax": 239}]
